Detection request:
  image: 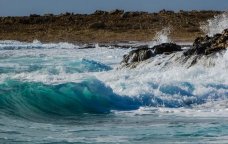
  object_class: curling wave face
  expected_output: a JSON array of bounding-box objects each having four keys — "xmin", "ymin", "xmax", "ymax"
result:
[{"xmin": 0, "ymin": 79, "xmax": 139, "ymax": 117}]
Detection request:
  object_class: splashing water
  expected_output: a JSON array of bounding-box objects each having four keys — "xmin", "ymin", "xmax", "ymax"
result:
[
  {"xmin": 201, "ymin": 13, "xmax": 228, "ymax": 36},
  {"xmin": 154, "ymin": 27, "xmax": 172, "ymax": 44}
]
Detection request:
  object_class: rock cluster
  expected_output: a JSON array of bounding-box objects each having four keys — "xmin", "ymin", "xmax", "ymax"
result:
[
  {"xmin": 121, "ymin": 29, "xmax": 228, "ymax": 68},
  {"xmin": 184, "ymin": 29, "xmax": 228, "ymax": 56}
]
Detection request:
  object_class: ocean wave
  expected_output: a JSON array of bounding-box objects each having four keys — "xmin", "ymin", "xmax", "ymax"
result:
[
  {"xmin": 0, "ymin": 79, "xmax": 140, "ymax": 118},
  {"xmin": 0, "ymin": 78, "xmax": 227, "ymax": 120}
]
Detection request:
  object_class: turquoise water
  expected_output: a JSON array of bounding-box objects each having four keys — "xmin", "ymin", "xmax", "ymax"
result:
[{"xmin": 0, "ymin": 41, "xmax": 228, "ymax": 143}]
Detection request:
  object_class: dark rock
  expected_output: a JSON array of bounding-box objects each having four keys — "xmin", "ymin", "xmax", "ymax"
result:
[
  {"xmin": 153, "ymin": 43, "xmax": 182, "ymax": 54},
  {"xmin": 184, "ymin": 29, "xmax": 228, "ymax": 56},
  {"xmin": 121, "ymin": 43, "xmax": 182, "ymax": 67},
  {"xmin": 122, "ymin": 48, "xmax": 153, "ymax": 64}
]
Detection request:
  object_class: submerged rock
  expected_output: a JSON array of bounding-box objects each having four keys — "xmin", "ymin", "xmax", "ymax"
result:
[{"xmin": 184, "ymin": 29, "xmax": 228, "ymax": 56}]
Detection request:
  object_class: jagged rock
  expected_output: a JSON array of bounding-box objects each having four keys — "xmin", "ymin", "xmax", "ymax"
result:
[
  {"xmin": 153, "ymin": 43, "xmax": 182, "ymax": 54},
  {"xmin": 184, "ymin": 29, "xmax": 228, "ymax": 56},
  {"xmin": 122, "ymin": 48, "xmax": 153, "ymax": 64}
]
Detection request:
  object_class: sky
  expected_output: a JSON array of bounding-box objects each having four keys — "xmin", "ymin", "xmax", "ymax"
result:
[{"xmin": 0, "ymin": 0, "xmax": 227, "ymax": 16}]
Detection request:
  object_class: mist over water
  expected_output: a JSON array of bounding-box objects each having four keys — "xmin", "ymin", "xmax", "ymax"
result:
[{"xmin": 0, "ymin": 13, "xmax": 228, "ymax": 143}]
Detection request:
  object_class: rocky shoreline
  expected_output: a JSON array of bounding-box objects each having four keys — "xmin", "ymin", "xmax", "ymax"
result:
[{"xmin": 0, "ymin": 10, "xmax": 222, "ymax": 43}]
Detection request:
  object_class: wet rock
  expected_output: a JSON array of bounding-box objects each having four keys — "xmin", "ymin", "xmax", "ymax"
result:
[
  {"xmin": 153, "ymin": 43, "xmax": 182, "ymax": 54},
  {"xmin": 184, "ymin": 29, "xmax": 228, "ymax": 56},
  {"xmin": 122, "ymin": 48, "xmax": 153, "ymax": 64},
  {"xmin": 121, "ymin": 43, "xmax": 182, "ymax": 67}
]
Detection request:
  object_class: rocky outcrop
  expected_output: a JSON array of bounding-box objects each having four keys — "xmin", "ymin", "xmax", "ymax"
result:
[
  {"xmin": 121, "ymin": 43, "xmax": 182, "ymax": 66},
  {"xmin": 120, "ymin": 29, "xmax": 228, "ymax": 68},
  {"xmin": 184, "ymin": 29, "xmax": 228, "ymax": 56},
  {"xmin": 0, "ymin": 10, "xmax": 221, "ymax": 43}
]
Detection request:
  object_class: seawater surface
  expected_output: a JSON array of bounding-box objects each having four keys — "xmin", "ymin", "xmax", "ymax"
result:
[{"xmin": 0, "ymin": 39, "xmax": 228, "ymax": 144}]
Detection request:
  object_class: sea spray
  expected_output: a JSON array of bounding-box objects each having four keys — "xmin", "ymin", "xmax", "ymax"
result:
[
  {"xmin": 201, "ymin": 12, "xmax": 228, "ymax": 36},
  {"xmin": 148, "ymin": 27, "xmax": 172, "ymax": 48},
  {"xmin": 155, "ymin": 27, "xmax": 172, "ymax": 44}
]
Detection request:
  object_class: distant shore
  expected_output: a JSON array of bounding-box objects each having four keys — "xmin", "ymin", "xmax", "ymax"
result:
[{"xmin": 0, "ymin": 10, "xmax": 222, "ymax": 43}]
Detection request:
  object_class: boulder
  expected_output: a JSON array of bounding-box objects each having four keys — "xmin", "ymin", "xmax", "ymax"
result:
[
  {"xmin": 184, "ymin": 29, "xmax": 228, "ymax": 56},
  {"xmin": 153, "ymin": 43, "xmax": 182, "ymax": 54},
  {"xmin": 122, "ymin": 48, "xmax": 153, "ymax": 64}
]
